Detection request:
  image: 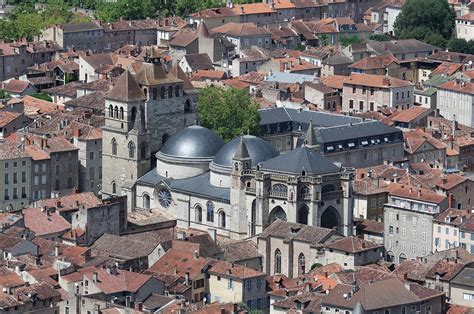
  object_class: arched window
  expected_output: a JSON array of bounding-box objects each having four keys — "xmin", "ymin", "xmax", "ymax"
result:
[
  {"xmin": 184, "ymin": 99, "xmax": 191, "ymax": 112},
  {"xmin": 195, "ymin": 205, "xmax": 202, "ymax": 222},
  {"xmin": 112, "ymin": 182, "xmax": 116, "ymax": 194},
  {"xmin": 160, "ymin": 87, "xmax": 166, "ymax": 99},
  {"xmin": 131, "ymin": 106, "xmax": 137, "ymax": 123},
  {"xmin": 218, "ymin": 211, "xmax": 226, "ymax": 228},
  {"xmin": 168, "ymin": 86, "xmax": 173, "ymax": 98},
  {"xmin": 272, "ymin": 184, "xmax": 288, "ymax": 193},
  {"xmin": 111, "ymin": 138, "xmax": 118, "ymax": 155},
  {"xmin": 108, "ymin": 105, "xmax": 113, "ymax": 117},
  {"xmin": 298, "ymin": 253, "xmax": 305, "ymax": 275},
  {"xmin": 143, "ymin": 193, "xmax": 150, "ymax": 209},
  {"xmin": 152, "ymin": 88, "xmax": 158, "ymax": 100},
  {"xmin": 120, "ymin": 107, "xmax": 124, "ymax": 120},
  {"xmin": 128, "ymin": 141, "xmax": 136, "ymax": 158},
  {"xmin": 114, "ymin": 106, "xmax": 118, "ymax": 118},
  {"xmin": 274, "ymin": 249, "xmax": 281, "ymax": 274},
  {"xmin": 140, "ymin": 143, "xmax": 147, "ymax": 159},
  {"xmin": 175, "ymin": 85, "xmax": 180, "ymax": 97},
  {"xmin": 207, "ymin": 201, "xmax": 214, "ymax": 222},
  {"xmin": 143, "ymin": 88, "xmax": 148, "ymax": 98}
]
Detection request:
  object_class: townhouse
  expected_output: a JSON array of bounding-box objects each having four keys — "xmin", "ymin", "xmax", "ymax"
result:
[{"xmin": 437, "ymin": 80, "xmax": 474, "ymax": 128}]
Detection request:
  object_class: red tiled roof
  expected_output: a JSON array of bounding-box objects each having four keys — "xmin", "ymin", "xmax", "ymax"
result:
[
  {"xmin": 388, "ymin": 183, "xmax": 447, "ymax": 204},
  {"xmin": 84, "ymin": 268, "xmax": 153, "ymax": 294},
  {"xmin": 431, "ymin": 62, "xmax": 463, "ymax": 76},
  {"xmin": 390, "ymin": 106, "xmax": 431, "ymax": 123},
  {"xmin": 211, "ymin": 23, "xmax": 271, "ymax": 37},
  {"xmin": 23, "ymin": 207, "xmax": 70, "ymax": 236},
  {"xmin": 344, "ymin": 73, "xmax": 412, "ymax": 88},
  {"xmin": 325, "ymin": 236, "xmax": 382, "ymax": 253},
  {"xmin": 457, "ymin": 13, "xmax": 474, "ymax": 21},
  {"xmin": 208, "ymin": 260, "xmax": 265, "ymax": 280},
  {"xmin": 438, "ymin": 80, "xmax": 474, "ymax": 94},
  {"xmin": 433, "ymin": 173, "xmax": 468, "ymax": 190},
  {"xmin": 0, "ymin": 111, "xmax": 22, "ymax": 127},
  {"xmin": 349, "ymin": 54, "xmax": 399, "ymax": 70},
  {"xmin": 147, "ymin": 249, "xmax": 210, "ymax": 280},
  {"xmin": 2, "ymin": 80, "xmax": 31, "ymax": 94},
  {"xmin": 37, "ymin": 192, "xmax": 102, "ymax": 213}
]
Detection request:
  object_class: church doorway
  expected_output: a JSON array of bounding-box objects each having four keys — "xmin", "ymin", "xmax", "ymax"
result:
[
  {"xmin": 320, "ymin": 206, "xmax": 340, "ymax": 230},
  {"xmin": 297, "ymin": 205, "xmax": 309, "ymax": 225}
]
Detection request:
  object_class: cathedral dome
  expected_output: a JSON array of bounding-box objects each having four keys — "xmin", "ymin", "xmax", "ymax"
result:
[
  {"xmin": 212, "ymin": 135, "xmax": 279, "ymax": 168},
  {"xmin": 159, "ymin": 126, "xmax": 224, "ymax": 159}
]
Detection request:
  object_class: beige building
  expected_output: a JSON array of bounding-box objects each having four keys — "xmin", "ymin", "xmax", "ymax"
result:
[
  {"xmin": 324, "ymin": 236, "xmax": 384, "ymax": 270},
  {"xmin": 433, "ymin": 208, "xmax": 470, "ymax": 252},
  {"xmin": 460, "ymin": 215, "xmax": 474, "ymax": 255},
  {"xmin": 450, "ymin": 266, "xmax": 474, "ymax": 307},
  {"xmin": 456, "ymin": 13, "xmax": 474, "ymax": 41},
  {"xmin": 437, "ymin": 80, "xmax": 474, "ymax": 128},
  {"xmin": 208, "ymin": 260, "xmax": 267, "ymax": 311},
  {"xmin": 257, "ymin": 220, "xmax": 342, "ymax": 278},
  {"xmin": 342, "ymin": 73, "xmax": 414, "ymax": 112}
]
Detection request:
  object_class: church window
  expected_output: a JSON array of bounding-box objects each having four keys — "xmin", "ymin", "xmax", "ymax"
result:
[
  {"xmin": 175, "ymin": 85, "xmax": 180, "ymax": 97},
  {"xmin": 143, "ymin": 193, "xmax": 150, "ymax": 209},
  {"xmin": 207, "ymin": 201, "xmax": 214, "ymax": 222},
  {"xmin": 184, "ymin": 99, "xmax": 191, "ymax": 112},
  {"xmin": 160, "ymin": 87, "xmax": 166, "ymax": 99},
  {"xmin": 274, "ymin": 249, "xmax": 282, "ymax": 273},
  {"xmin": 158, "ymin": 189, "xmax": 172, "ymax": 208},
  {"xmin": 114, "ymin": 106, "xmax": 118, "ymax": 118},
  {"xmin": 112, "ymin": 182, "xmax": 116, "ymax": 194},
  {"xmin": 143, "ymin": 88, "xmax": 148, "ymax": 98},
  {"xmin": 168, "ymin": 86, "xmax": 173, "ymax": 98},
  {"xmin": 152, "ymin": 88, "xmax": 158, "ymax": 100},
  {"xmin": 120, "ymin": 107, "xmax": 124, "ymax": 120},
  {"xmin": 111, "ymin": 138, "xmax": 118, "ymax": 155},
  {"xmin": 298, "ymin": 253, "xmax": 305, "ymax": 275},
  {"xmin": 108, "ymin": 105, "xmax": 113, "ymax": 117},
  {"xmin": 272, "ymin": 184, "xmax": 288, "ymax": 194},
  {"xmin": 195, "ymin": 205, "xmax": 202, "ymax": 222},
  {"xmin": 128, "ymin": 142, "xmax": 136, "ymax": 158},
  {"xmin": 218, "ymin": 211, "xmax": 226, "ymax": 228}
]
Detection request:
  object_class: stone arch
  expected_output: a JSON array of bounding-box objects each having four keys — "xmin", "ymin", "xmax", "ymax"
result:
[
  {"xmin": 128, "ymin": 141, "xmax": 136, "ymax": 158},
  {"xmin": 152, "ymin": 88, "xmax": 158, "ymax": 100},
  {"xmin": 320, "ymin": 206, "xmax": 340, "ymax": 230},
  {"xmin": 184, "ymin": 99, "xmax": 191, "ymax": 112},
  {"xmin": 274, "ymin": 248, "xmax": 282, "ymax": 274},
  {"xmin": 108, "ymin": 105, "xmax": 113, "ymax": 117},
  {"xmin": 131, "ymin": 106, "xmax": 137, "ymax": 123},
  {"xmin": 297, "ymin": 204, "xmax": 309, "ymax": 225},
  {"xmin": 114, "ymin": 106, "xmax": 119, "ymax": 118},
  {"xmin": 250, "ymin": 199, "xmax": 257, "ymax": 236},
  {"xmin": 399, "ymin": 253, "xmax": 407, "ymax": 264},
  {"xmin": 111, "ymin": 138, "xmax": 118, "ymax": 155},
  {"xmin": 218, "ymin": 210, "xmax": 226, "ymax": 228},
  {"xmin": 142, "ymin": 193, "xmax": 150, "ymax": 209},
  {"xmin": 386, "ymin": 251, "xmax": 395, "ymax": 263},
  {"xmin": 175, "ymin": 85, "xmax": 180, "ymax": 97},
  {"xmin": 298, "ymin": 253, "xmax": 306, "ymax": 275},
  {"xmin": 120, "ymin": 107, "xmax": 124, "ymax": 120},
  {"xmin": 160, "ymin": 87, "xmax": 166, "ymax": 99},
  {"xmin": 269, "ymin": 206, "xmax": 287, "ymax": 223},
  {"xmin": 206, "ymin": 201, "xmax": 214, "ymax": 222},
  {"xmin": 195, "ymin": 204, "xmax": 203, "ymax": 222},
  {"xmin": 111, "ymin": 181, "xmax": 116, "ymax": 194}
]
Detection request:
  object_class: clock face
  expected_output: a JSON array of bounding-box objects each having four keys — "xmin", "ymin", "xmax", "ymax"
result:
[{"xmin": 158, "ymin": 189, "xmax": 172, "ymax": 208}]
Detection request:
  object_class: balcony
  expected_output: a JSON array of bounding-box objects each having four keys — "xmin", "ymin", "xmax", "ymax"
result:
[
  {"xmin": 322, "ymin": 190, "xmax": 344, "ymax": 200},
  {"xmin": 297, "ymin": 193, "xmax": 312, "ymax": 201},
  {"xmin": 269, "ymin": 191, "xmax": 288, "ymax": 199},
  {"xmin": 246, "ymin": 187, "xmax": 256, "ymax": 195}
]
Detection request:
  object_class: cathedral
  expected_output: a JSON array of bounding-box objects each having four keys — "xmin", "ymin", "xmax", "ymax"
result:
[{"xmin": 102, "ymin": 64, "xmax": 355, "ymax": 239}]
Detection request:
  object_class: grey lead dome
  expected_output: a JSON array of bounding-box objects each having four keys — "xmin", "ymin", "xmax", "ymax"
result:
[
  {"xmin": 160, "ymin": 125, "xmax": 225, "ymax": 159},
  {"xmin": 212, "ymin": 135, "xmax": 279, "ymax": 167}
]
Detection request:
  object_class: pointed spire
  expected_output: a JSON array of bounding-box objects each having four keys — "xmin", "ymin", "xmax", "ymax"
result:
[
  {"xmin": 197, "ymin": 21, "xmax": 211, "ymax": 39},
  {"xmin": 304, "ymin": 119, "xmax": 317, "ymax": 147},
  {"xmin": 107, "ymin": 70, "xmax": 146, "ymax": 103},
  {"xmin": 233, "ymin": 136, "xmax": 250, "ymax": 160}
]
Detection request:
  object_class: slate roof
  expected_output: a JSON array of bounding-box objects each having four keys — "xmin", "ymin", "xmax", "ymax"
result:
[
  {"xmin": 367, "ymin": 39, "xmax": 438, "ymax": 56},
  {"xmin": 106, "ymin": 70, "xmax": 147, "ymax": 102},
  {"xmin": 261, "ymin": 146, "xmax": 340, "ymax": 175},
  {"xmin": 220, "ymin": 240, "xmax": 261, "ymax": 263},
  {"xmin": 325, "ymin": 236, "xmax": 383, "ymax": 253},
  {"xmin": 62, "ymin": 21, "xmax": 102, "ymax": 33},
  {"xmin": 314, "ymin": 120, "xmax": 401, "ymax": 144},
  {"xmin": 451, "ymin": 267, "xmax": 474, "ymax": 287},
  {"xmin": 91, "ymin": 233, "xmax": 162, "ymax": 259},
  {"xmin": 259, "ymin": 107, "xmax": 362, "ymax": 127},
  {"xmin": 183, "ymin": 53, "xmax": 214, "ymax": 71},
  {"xmin": 169, "ymin": 172, "xmax": 230, "ymax": 202}
]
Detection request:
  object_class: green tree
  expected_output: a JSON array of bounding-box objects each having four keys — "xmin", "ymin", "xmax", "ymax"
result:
[
  {"xmin": 310, "ymin": 263, "xmax": 322, "ymax": 271},
  {"xmin": 14, "ymin": 13, "xmax": 44, "ymax": 40},
  {"xmin": 447, "ymin": 38, "xmax": 471, "ymax": 53},
  {"xmin": 394, "ymin": 0, "xmax": 455, "ymax": 41},
  {"xmin": 369, "ymin": 34, "xmax": 392, "ymax": 41},
  {"xmin": 424, "ymin": 32, "xmax": 446, "ymax": 49},
  {"xmin": 319, "ymin": 34, "xmax": 329, "ymax": 46},
  {"xmin": 31, "ymin": 92, "xmax": 53, "ymax": 102},
  {"xmin": 339, "ymin": 35, "xmax": 362, "ymax": 47},
  {"xmin": 42, "ymin": 0, "xmax": 72, "ymax": 27},
  {"xmin": 199, "ymin": 86, "xmax": 260, "ymax": 142}
]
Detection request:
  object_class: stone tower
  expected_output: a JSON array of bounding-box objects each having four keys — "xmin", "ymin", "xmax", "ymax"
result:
[
  {"xmin": 102, "ymin": 70, "xmax": 151, "ymax": 199},
  {"xmin": 230, "ymin": 137, "xmax": 252, "ymax": 238}
]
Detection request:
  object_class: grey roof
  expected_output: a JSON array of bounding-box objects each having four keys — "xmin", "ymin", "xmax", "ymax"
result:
[
  {"xmin": 221, "ymin": 240, "xmax": 262, "ymax": 263},
  {"xmin": 323, "ymin": 53, "xmax": 352, "ymax": 65},
  {"xmin": 137, "ymin": 169, "xmax": 167, "ymax": 186},
  {"xmin": 261, "ymin": 146, "xmax": 340, "ymax": 175},
  {"xmin": 314, "ymin": 120, "xmax": 401, "ymax": 144},
  {"xmin": 266, "ymin": 71, "xmax": 316, "ymax": 84},
  {"xmin": 159, "ymin": 126, "xmax": 224, "ymax": 159},
  {"xmin": 233, "ymin": 136, "xmax": 250, "ymax": 160},
  {"xmin": 183, "ymin": 53, "xmax": 214, "ymax": 71},
  {"xmin": 367, "ymin": 39, "xmax": 438, "ymax": 56},
  {"xmin": 91, "ymin": 233, "xmax": 164, "ymax": 259},
  {"xmin": 212, "ymin": 135, "xmax": 278, "ymax": 168},
  {"xmin": 143, "ymin": 294, "xmax": 175, "ymax": 310},
  {"xmin": 169, "ymin": 172, "xmax": 230, "ymax": 201},
  {"xmin": 304, "ymin": 119, "xmax": 317, "ymax": 146},
  {"xmin": 62, "ymin": 21, "xmax": 103, "ymax": 33},
  {"xmin": 259, "ymin": 107, "xmax": 363, "ymax": 128},
  {"xmin": 258, "ymin": 219, "xmax": 339, "ymax": 247},
  {"xmin": 451, "ymin": 267, "xmax": 474, "ymax": 287}
]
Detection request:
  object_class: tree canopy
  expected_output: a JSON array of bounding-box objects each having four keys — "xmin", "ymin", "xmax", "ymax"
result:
[
  {"xmin": 199, "ymin": 86, "xmax": 261, "ymax": 142},
  {"xmin": 394, "ymin": 0, "xmax": 456, "ymax": 45}
]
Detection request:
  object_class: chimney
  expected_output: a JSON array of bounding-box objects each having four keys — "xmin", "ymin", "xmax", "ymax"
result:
[
  {"xmin": 177, "ymin": 230, "xmax": 186, "ymax": 240},
  {"xmin": 404, "ymin": 282, "xmax": 411, "ymax": 291},
  {"xmin": 56, "ymin": 200, "xmax": 61, "ymax": 208},
  {"xmin": 241, "ymin": 6, "xmax": 244, "ymax": 13},
  {"xmin": 208, "ymin": 228, "xmax": 217, "ymax": 242},
  {"xmin": 382, "ymin": 77, "xmax": 390, "ymax": 86},
  {"xmin": 135, "ymin": 302, "xmax": 143, "ymax": 311},
  {"xmin": 174, "ymin": 265, "xmax": 178, "ymax": 275},
  {"xmin": 54, "ymin": 245, "xmax": 59, "ymax": 257},
  {"xmin": 194, "ymin": 250, "xmax": 199, "ymax": 259},
  {"xmin": 92, "ymin": 272, "xmax": 98, "ymax": 282}
]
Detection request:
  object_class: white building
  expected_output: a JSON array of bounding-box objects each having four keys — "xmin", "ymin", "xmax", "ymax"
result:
[
  {"xmin": 437, "ymin": 80, "xmax": 474, "ymax": 128},
  {"xmin": 456, "ymin": 13, "xmax": 474, "ymax": 41}
]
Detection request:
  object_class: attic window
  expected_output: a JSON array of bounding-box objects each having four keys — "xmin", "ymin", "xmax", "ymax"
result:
[
  {"xmin": 348, "ymin": 142, "xmax": 355, "ymax": 148},
  {"xmin": 327, "ymin": 145, "xmax": 334, "ymax": 151},
  {"xmin": 361, "ymin": 140, "xmax": 369, "ymax": 146},
  {"xmin": 337, "ymin": 144, "xmax": 343, "ymax": 150},
  {"xmin": 384, "ymin": 137, "xmax": 390, "ymax": 143}
]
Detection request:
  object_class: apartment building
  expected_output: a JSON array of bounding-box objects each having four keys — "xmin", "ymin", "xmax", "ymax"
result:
[
  {"xmin": 437, "ymin": 80, "xmax": 474, "ymax": 128},
  {"xmin": 460, "ymin": 215, "xmax": 474, "ymax": 254},
  {"xmin": 433, "ymin": 208, "xmax": 471, "ymax": 252},
  {"xmin": 342, "ymin": 73, "xmax": 414, "ymax": 112},
  {"xmin": 384, "ymin": 184, "xmax": 449, "ymax": 265},
  {"xmin": 456, "ymin": 13, "xmax": 474, "ymax": 41},
  {"xmin": 41, "ymin": 21, "xmax": 104, "ymax": 52}
]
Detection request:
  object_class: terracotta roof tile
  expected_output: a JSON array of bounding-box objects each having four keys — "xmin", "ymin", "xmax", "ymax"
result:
[
  {"xmin": 23, "ymin": 207, "xmax": 70, "ymax": 236},
  {"xmin": 431, "ymin": 62, "xmax": 463, "ymax": 76},
  {"xmin": 458, "ymin": 13, "xmax": 474, "ymax": 21},
  {"xmin": 344, "ymin": 73, "xmax": 412, "ymax": 88},
  {"xmin": 388, "ymin": 183, "xmax": 447, "ymax": 204},
  {"xmin": 0, "ymin": 112, "xmax": 22, "ymax": 127},
  {"xmin": 211, "ymin": 23, "xmax": 271, "ymax": 37},
  {"xmin": 208, "ymin": 260, "xmax": 265, "ymax": 279},
  {"xmin": 147, "ymin": 249, "xmax": 210, "ymax": 280},
  {"xmin": 390, "ymin": 106, "xmax": 431, "ymax": 123},
  {"xmin": 84, "ymin": 268, "xmax": 153, "ymax": 294},
  {"xmin": 438, "ymin": 80, "xmax": 474, "ymax": 94},
  {"xmin": 37, "ymin": 192, "xmax": 102, "ymax": 213},
  {"xmin": 2, "ymin": 80, "xmax": 31, "ymax": 94},
  {"xmin": 325, "ymin": 236, "xmax": 382, "ymax": 253},
  {"xmin": 433, "ymin": 173, "xmax": 468, "ymax": 190}
]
